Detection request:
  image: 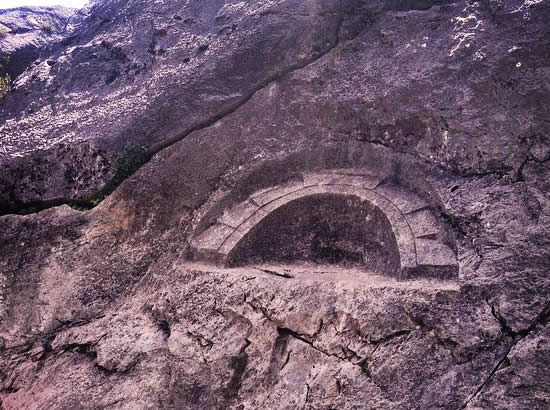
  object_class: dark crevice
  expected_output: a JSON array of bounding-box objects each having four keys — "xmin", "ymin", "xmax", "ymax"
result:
[
  {"xmin": 303, "ymin": 382, "xmax": 311, "ymax": 409},
  {"xmin": 58, "ymin": 340, "xmax": 138, "ymax": 376},
  {"xmin": 149, "ymin": 308, "xmax": 172, "ymax": 339},
  {"xmin": 0, "ymin": 385, "xmax": 20, "ymax": 394},
  {"xmin": 266, "ymin": 330, "xmax": 291, "ymax": 385},
  {"xmin": 277, "ymin": 326, "xmax": 343, "ymax": 362},
  {"xmin": 276, "ymin": 323, "xmax": 390, "ymax": 395},
  {"xmin": 52, "ymin": 315, "xmax": 105, "ymax": 334},
  {"xmin": 213, "ymin": 300, "xmax": 226, "ymax": 318},
  {"xmin": 487, "ymin": 297, "xmax": 550, "ymax": 339},
  {"xmin": 251, "ymin": 266, "xmax": 294, "ymax": 279},
  {"xmin": 333, "ymin": 374, "xmax": 342, "ymax": 396},
  {"xmin": 0, "ymin": 317, "xmax": 145, "ymax": 392},
  {"xmin": 440, "ymin": 211, "xmax": 476, "ymax": 239},
  {"xmin": 246, "ymin": 300, "xmax": 276, "ymax": 323},
  {"xmin": 514, "ymin": 155, "xmax": 531, "ymax": 183},
  {"xmin": 187, "ymin": 331, "xmax": 215, "ymax": 357},
  {"xmin": 224, "ymin": 338, "xmax": 251, "ymax": 401},
  {"xmin": 60, "ymin": 342, "xmax": 98, "ymax": 360},
  {"xmin": 487, "ymin": 299, "xmax": 516, "ymax": 338},
  {"xmin": 0, "ymin": 197, "xmax": 97, "ymax": 216},
  {"xmin": 460, "ymin": 352, "xmax": 511, "ymax": 409},
  {"xmin": 356, "ymin": 357, "xmax": 387, "ymax": 392},
  {"xmin": 514, "ymin": 141, "xmax": 537, "ymax": 183},
  {"xmin": 253, "ymin": 300, "xmax": 414, "ymax": 396},
  {"xmin": 352, "ymin": 137, "xmax": 513, "ymax": 183},
  {"xmin": 2, "ymin": 315, "xmax": 104, "ymax": 358},
  {"xmin": 521, "ymin": 299, "xmax": 550, "ymax": 335},
  {"xmin": 157, "ymin": 320, "xmax": 171, "ymax": 338},
  {"xmin": 280, "ymin": 350, "xmax": 292, "ymax": 371}
]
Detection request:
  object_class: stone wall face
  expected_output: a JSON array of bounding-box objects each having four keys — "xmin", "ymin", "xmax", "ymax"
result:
[{"xmin": 0, "ymin": 1, "xmax": 549, "ymax": 409}]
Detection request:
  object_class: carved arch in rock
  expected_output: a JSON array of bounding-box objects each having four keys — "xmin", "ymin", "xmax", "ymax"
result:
[{"xmin": 190, "ymin": 171, "xmax": 458, "ymax": 280}]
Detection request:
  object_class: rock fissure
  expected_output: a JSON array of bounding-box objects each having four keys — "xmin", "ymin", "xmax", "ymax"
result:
[
  {"xmin": 488, "ymin": 297, "xmax": 550, "ymax": 339},
  {"xmin": 251, "ymin": 266, "xmax": 293, "ymax": 279},
  {"xmin": 303, "ymin": 382, "xmax": 311, "ymax": 409},
  {"xmin": 245, "ymin": 299, "xmax": 276, "ymax": 324},
  {"xmin": 276, "ymin": 324, "xmax": 387, "ymax": 392},
  {"xmin": 460, "ymin": 350, "xmax": 511, "ymax": 409},
  {"xmin": 487, "ymin": 299, "xmax": 516, "ymax": 338},
  {"xmin": 280, "ymin": 349, "xmax": 292, "ymax": 371},
  {"xmin": 187, "ymin": 330, "xmax": 215, "ymax": 364},
  {"xmin": 462, "ymin": 298, "xmax": 550, "ymax": 407}
]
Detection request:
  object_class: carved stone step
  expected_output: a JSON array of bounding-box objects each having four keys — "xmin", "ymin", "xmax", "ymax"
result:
[
  {"xmin": 412, "ymin": 239, "xmax": 458, "ymax": 280},
  {"xmin": 406, "ymin": 208, "xmax": 441, "ymax": 238},
  {"xmin": 416, "ymin": 239, "xmax": 457, "ymax": 267}
]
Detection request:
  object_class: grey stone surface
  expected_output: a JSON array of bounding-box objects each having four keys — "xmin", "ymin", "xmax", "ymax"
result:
[
  {"xmin": 0, "ymin": 0, "xmax": 347, "ymax": 207},
  {"xmin": 406, "ymin": 208, "xmax": 441, "ymax": 238},
  {"xmin": 0, "ymin": 0, "xmax": 549, "ymax": 409},
  {"xmin": 250, "ymin": 183, "xmax": 305, "ymax": 207},
  {"xmin": 0, "ymin": 6, "xmax": 76, "ymax": 79},
  {"xmin": 416, "ymin": 238, "xmax": 458, "ymax": 267},
  {"xmin": 191, "ymin": 223, "xmax": 234, "ymax": 253},
  {"xmin": 375, "ymin": 183, "xmax": 429, "ymax": 215},
  {"xmin": 218, "ymin": 199, "xmax": 259, "ymax": 228}
]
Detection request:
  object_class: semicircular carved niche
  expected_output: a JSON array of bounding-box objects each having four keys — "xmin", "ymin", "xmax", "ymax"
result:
[{"xmin": 190, "ymin": 169, "xmax": 458, "ymax": 280}]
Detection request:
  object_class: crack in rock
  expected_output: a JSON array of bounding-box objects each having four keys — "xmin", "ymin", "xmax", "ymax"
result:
[{"xmin": 461, "ymin": 299, "xmax": 550, "ymax": 408}]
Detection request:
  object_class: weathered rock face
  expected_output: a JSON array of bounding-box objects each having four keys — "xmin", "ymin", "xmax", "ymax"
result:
[
  {"xmin": 0, "ymin": 6, "xmax": 76, "ymax": 80},
  {"xmin": 1, "ymin": 0, "xmax": 550, "ymax": 409}
]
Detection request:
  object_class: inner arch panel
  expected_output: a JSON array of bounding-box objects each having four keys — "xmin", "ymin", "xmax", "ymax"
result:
[{"xmin": 227, "ymin": 194, "xmax": 401, "ymax": 275}]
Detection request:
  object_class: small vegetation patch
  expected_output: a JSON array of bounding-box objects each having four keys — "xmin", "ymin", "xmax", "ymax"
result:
[
  {"xmin": 111, "ymin": 143, "xmax": 149, "ymax": 189},
  {"xmin": 41, "ymin": 23, "xmax": 55, "ymax": 34},
  {"xmin": 67, "ymin": 144, "xmax": 151, "ymax": 212},
  {"xmin": 0, "ymin": 74, "xmax": 11, "ymax": 100}
]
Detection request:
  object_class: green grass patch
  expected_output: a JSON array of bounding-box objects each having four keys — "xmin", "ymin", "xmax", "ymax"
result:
[{"xmin": 0, "ymin": 74, "xmax": 11, "ymax": 100}]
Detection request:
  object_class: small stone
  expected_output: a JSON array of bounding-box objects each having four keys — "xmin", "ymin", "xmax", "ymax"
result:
[{"xmin": 531, "ymin": 142, "xmax": 550, "ymax": 162}]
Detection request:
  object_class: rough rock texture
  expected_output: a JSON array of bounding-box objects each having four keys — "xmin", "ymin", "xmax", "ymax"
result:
[
  {"xmin": 1, "ymin": 0, "xmax": 550, "ymax": 409},
  {"xmin": 0, "ymin": 6, "xmax": 76, "ymax": 80}
]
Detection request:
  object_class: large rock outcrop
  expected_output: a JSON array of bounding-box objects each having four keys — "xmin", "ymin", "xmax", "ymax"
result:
[
  {"xmin": 0, "ymin": 6, "xmax": 76, "ymax": 80},
  {"xmin": 1, "ymin": 0, "xmax": 549, "ymax": 409}
]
